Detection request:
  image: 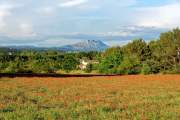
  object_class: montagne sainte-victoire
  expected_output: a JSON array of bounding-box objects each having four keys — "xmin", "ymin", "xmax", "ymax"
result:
[{"xmin": 0, "ymin": 40, "xmax": 109, "ymax": 52}]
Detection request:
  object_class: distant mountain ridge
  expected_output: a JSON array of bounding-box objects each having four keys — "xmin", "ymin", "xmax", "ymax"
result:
[
  {"xmin": 0, "ymin": 40, "xmax": 109, "ymax": 52},
  {"xmin": 59, "ymin": 40, "xmax": 109, "ymax": 51}
]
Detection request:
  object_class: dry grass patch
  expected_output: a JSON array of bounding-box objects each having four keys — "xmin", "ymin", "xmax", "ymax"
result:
[{"xmin": 0, "ymin": 75, "xmax": 180, "ymax": 120}]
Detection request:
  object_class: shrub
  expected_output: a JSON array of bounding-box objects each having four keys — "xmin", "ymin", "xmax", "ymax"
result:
[
  {"xmin": 85, "ymin": 64, "xmax": 93, "ymax": 73},
  {"xmin": 141, "ymin": 63, "xmax": 151, "ymax": 75},
  {"xmin": 118, "ymin": 56, "xmax": 141, "ymax": 75}
]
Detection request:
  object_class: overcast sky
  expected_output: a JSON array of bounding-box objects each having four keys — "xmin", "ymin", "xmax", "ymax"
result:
[{"xmin": 0, "ymin": 0, "xmax": 180, "ymax": 46}]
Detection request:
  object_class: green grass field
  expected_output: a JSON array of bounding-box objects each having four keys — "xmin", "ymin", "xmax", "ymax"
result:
[{"xmin": 0, "ymin": 75, "xmax": 180, "ymax": 120}]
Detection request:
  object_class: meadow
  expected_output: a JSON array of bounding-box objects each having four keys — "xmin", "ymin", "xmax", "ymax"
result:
[{"xmin": 0, "ymin": 75, "xmax": 180, "ymax": 120}]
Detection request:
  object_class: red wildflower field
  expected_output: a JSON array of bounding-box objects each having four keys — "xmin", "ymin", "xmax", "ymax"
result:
[{"xmin": 0, "ymin": 75, "xmax": 180, "ymax": 120}]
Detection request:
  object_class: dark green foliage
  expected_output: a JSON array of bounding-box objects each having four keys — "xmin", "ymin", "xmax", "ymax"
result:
[
  {"xmin": 118, "ymin": 56, "xmax": 141, "ymax": 74},
  {"xmin": 98, "ymin": 28, "xmax": 180, "ymax": 74},
  {"xmin": 98, "ymin": 47, "xmax": 123, "ymax": 74},
  {"xmin": 76, "ymin": 51, "xmax": 100, "ymax": 60},
  {"xmin": 141, "ymin": 63, "xmax": 151, "ymax": 75},
  {"xmin": 0, "ymin": 51, "xmax": 81, "ymax": 73},
  {"xmin": 62, "ymin": 55, "xmax": 79, "ymax": 73},
  {"xmin": 85, "ymin": 64, "xmax": 93, "ymax": 73},
  {"xmin": 122, "ymin": 39, "xmax": 151, "ymax": 62}
]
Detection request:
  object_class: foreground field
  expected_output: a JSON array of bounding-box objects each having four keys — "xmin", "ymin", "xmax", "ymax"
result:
[{"xmin": 0, "ymin": 75, "xmax": 180, "ymax": 120}]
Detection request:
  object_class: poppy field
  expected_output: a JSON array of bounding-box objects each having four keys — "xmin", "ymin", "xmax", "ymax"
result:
[{"xmin": 0, "ymin": 75, "xmax": 180, "ymax": 120}]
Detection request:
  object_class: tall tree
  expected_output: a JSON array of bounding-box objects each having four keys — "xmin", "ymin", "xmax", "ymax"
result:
[{"xmin": 123, "ymin": 39, "xmax": 151, "ymax": 62}]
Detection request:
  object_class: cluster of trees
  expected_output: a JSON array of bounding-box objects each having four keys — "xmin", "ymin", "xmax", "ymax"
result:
[
  {"xmin": 0, "ymin": 28, "xmax": 180, "ymax": 74},
  {"xmin": 0, "ymin": 51, "xmax": 99, "ymax": 73},
  {"xmin": 99, "ymin": 28, "xmax": 180, "ymax": 74}
]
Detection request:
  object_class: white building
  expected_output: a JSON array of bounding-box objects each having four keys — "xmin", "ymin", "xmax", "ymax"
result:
[{"xmin": 79, "ymin": 60, "xmax": 88, "ymax": 70}]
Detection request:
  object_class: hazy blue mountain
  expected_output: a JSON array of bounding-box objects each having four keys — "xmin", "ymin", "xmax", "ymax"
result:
[
  {"xmin": 1, "ymin": 40, "xmax": 109, "ymax": 52},
  {"xmin": 59, "ymin": 40, "xmax": 109, "ymax": 52}
]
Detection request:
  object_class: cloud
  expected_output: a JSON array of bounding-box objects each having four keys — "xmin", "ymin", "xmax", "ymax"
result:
[
  {"xmin": 0, "ymin": 3, "xmax": 36, "ymax": 38},
  {"xmin": 0, "ymin": 25, "xmax": 166, "ymax": 47},
  {"xmin": 114, "ymin": 0, "xmax": 137, "ymax": 7},
  {"xmin": 0, "ymin": 4, "xmax": 14, "ymax": 30},
  {"xmin": 59, "ymin": 0, "xmax": 88, "ymax": 8},
  {"xmin": 47, "ymin": 26, "xmax": 162, "ymax": 42},
  {"xmin": 19, "ymin": 23, "xmax": 36, "ymax": 37},
  {"xmin": 7, "ymin": 23, "xmax": 37, "ymax": 38},
  {"xmin": 0, "ymin": 2, "xmax": 26, "ymax": 36},
  {"xmin": 0, "ymin": 0, "xmax": 177, "ymax": 47},
  {"xmin": 136, "ymin": 3, "xmax": 180, "ymax": 28},
  {"xmin": 37, "ymin": 7, "xmax": 56, "ymax": 16}
]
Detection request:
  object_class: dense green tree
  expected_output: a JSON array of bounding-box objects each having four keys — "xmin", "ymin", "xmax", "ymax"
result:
[
  {"xmin": 118, "ymin": 55, "xmax": 141, "ymax": 74},
  {"xmin": 62, "ymin": 55, "xmax": 79, "ymax": 73},
  {"xmin": 159, "ymin": 28, "xmax": 180, "ymax": 70},
  {"xmin": 99, "ymin": 47, "xmax": 123, "ymax": 74},
  {"xmin": 85, "ymin": 64, "xmax": 93, "ymax": 73},
  {"xmin": 123, "ymin": 39, "xmax": 151, "ymax": 62}
]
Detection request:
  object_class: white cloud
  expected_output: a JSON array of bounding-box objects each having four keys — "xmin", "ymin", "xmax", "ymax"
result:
[
  {"xmin": 39, "ymin": 38, "xmax": 82, "ymax": 47},
  {"xmin": 0, "ymin": 3, "xmax": 36, "ymax": 38},
  {"xmin": 0, "ymin": 4, "xmax": 14, "ymax": 30},
  {"xmin": 0, "ymin": 0, "xmax": 177, "ymax": 46},
  {"xmin": 136, "ymin": 3, "xmax": 180, "ymax": 28},
  {"xmin": 37, "ymin": 7, "xmax": 56, "ymax": 16},
  {"xmin": 99, "ymin": 31, "xmax": 133, "ymax": 37},
  {"xmin": 116, "ymin": 0, "xmax": 137, "ymax": 7},
  {"xmin": 20, "ymin": 23, "xmax": 34, "ymax": 35},
  {"xmin": 58, "ymin": 0, "xmax": 136, "ymax": 11},
  {"xmin": 8, "ymin": 23, "xmax": 37, "ymax": 38},
  {"xmin": 59, "ymin": 0, "xmax": 88, "ymax": 8}
]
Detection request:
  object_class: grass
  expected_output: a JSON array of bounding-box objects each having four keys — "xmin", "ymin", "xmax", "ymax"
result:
[
  {"xmin": 56, "ymin": 70, "xmax": 99, "ymax": 74},
  {"xmin": 0, "ymin": 75, "xmax": 180, "ymax": 120}
]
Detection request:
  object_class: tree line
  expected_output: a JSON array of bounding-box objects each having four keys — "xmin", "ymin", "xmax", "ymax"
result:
[
  {"xmin": 0, "ymin": 28, "xmax": 180, "ymax": 74},
  {"xmin": 0, "ymin": 50, "xmax": 99, "ymax": 73},
  {"xmin": 99, "ymin": 28, "xmax": 180, "ymax": 74}
]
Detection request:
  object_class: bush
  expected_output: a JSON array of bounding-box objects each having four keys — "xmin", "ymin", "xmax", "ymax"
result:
[
  {"xmin": 141, "ymin": 63, "xmax": 151, "ymax": 75},
  {"xmin": 118, "ymin": 56, "xmax": 141, "ymax": 75},
  {"xmin": 85, "ymin": 64, "xmax": 93, "ymax": 73},
  {"xmin": 62, "ymin": 55, "xmax": 79, "ymax": 73}
]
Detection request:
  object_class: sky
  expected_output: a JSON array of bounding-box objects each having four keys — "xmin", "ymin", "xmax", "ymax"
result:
[{"xmin": 0, "ymin": 0, "xmax": 180, "ymax": 47}]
